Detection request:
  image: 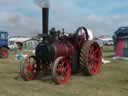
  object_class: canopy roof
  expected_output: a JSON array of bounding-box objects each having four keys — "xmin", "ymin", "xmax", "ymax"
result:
[
  {"xmin": 9, "ymin": 37, "xmax": 31, "ymax": 42},
  {"xmin": 114, "ymin": 27, "xmax": 128, "ymax": 38}
]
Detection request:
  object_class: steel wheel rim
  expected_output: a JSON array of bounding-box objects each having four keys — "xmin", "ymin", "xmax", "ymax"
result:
[
  {"xmin": 23, "ymin": 57, "xmax": 37, "ymax": 80},
  {"xmin": 55, "ymin": 58, "xmax": 71, "ymax": 84},
  {"xmin": 87, "ymin": 43, "xmax": 101, "ymax": 75}
]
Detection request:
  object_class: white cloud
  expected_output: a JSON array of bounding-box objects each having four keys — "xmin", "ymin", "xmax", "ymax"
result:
[
  {"xmin": 0, "ymin": 0, "xmax": 128, "ymax": 37},
  {"xmin": 0, "ymin": 0, "xmax": 21, "ymax": 5},
  {"xmin": 0, "ymin": 12, "xmax": 41, "ymax": 36},
  {"xmin": 48, "ymin": 0, "xmax": 128, "ymax": 36},
  {"xmin": 0, "ymin": 0, "xmax": 19, "ymax": 3}
]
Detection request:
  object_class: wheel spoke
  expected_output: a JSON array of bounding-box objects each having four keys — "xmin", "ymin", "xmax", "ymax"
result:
[
  {"xmin": 21, "ymin": 56, "xmax": 38, "ymax": 80},
  {"xmin": 94, "ymin": 49, "xmax": 99, "ymax": 54},
  {"xmin": 53, "ymin": 57, "xmax": 71, "ymax": 84},
  {"xmin": 27, "ymin": 64, "xmax": 33, "ymax": 71},
  {"xmin": 93, "ymin": 57, "xmax": 99, "ymax": 62},
  {"xmin": 84, "ymin": 43, "xmax": 102, "ymax": 75}
]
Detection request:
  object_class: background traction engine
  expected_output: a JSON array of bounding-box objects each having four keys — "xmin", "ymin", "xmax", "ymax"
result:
[{"xmin": 20, "ymin": 26, "xmax": 102, "ymax": 84}]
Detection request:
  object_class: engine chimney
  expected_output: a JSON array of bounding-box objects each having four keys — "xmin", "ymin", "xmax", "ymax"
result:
[{"xmin": 42, "ymin": 8, "xmax": 49, "ymax": 35}]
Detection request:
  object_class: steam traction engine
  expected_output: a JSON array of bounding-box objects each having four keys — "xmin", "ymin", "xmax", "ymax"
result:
[{"xmin": 20, "ymin": 6, "xmax": 102, "ymax": 85}]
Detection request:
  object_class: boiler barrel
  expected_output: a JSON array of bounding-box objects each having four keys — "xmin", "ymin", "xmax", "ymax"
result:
[
  {"xmin": 36, "ymin": 42, "xmax": 75, "ymax": 64},
  {"xmin": 53, "ymin": 43, "xmax": 75, "ymax": 58}
]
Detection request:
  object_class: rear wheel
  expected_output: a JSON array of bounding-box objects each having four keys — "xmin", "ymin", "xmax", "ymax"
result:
[
  {"xmin": 20, "ymin": 56, "xmax": 38, "ymax": 81},
  {"xmin": 52, "ymin": 57, "xmax": 71, "ymax": 84},
  {"xmin": 80, "ymin": 41, "xmax": 102, "ymax": 75}
]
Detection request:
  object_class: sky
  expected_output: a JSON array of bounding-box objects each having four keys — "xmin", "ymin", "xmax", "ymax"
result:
[{"xmin": 0, "ymin": 0, "xmax": 128, "ymax": 37}]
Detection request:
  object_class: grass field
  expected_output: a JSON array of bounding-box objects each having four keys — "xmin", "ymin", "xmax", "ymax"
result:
[{"xmin": 0, "ymin": 46, "xmax": 128, "ymax": 96}]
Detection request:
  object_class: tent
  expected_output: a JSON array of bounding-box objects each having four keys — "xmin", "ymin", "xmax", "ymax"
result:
[
  {"xmin": 9, "ymin": 37, "xmax": 31, "ymax": 49},
  {"xmin": 113, "ymin": 27, "xmax": 128, "ymax": 57},
  {"xmin": 22, "ymin": 39, "xmax": 39, "ymax": 50},
  {"xmin": 9, "ymin": 37, "xmax": 39, "ymax": 50}
]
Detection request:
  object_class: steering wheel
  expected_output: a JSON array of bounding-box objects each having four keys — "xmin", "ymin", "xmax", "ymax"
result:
[{"xmin": 74, "ymin": 26, "xmax": 89, "ymax": 47}]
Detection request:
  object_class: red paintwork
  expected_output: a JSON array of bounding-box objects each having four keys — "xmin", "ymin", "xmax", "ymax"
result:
[
  {"xmin": 22, "ymin": 57, "xmax": 37, "ymax": 81},
  {"xmin": 2, "ymin": 50, "xmax": 8, "ymax": 58},
  {"xmin": 23, "ymin": 64, "xmax": 37, "ymax": 80},
  {"xmin": 87, "ymin": 43, "xmax": 101, "ymax": 75},
  {"xmin": 53, "ymin": 42, "xmax": 75, "ymax": 58},
  {"xmin": 55, "ymin": 58, "xmax": 71, "ymax": 84},
  {"xmin": 115, "ymin": 38, "xmax": 125, "ymax": 57}
]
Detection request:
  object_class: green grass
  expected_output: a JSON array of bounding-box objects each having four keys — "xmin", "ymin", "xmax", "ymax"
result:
[{"xmin": 0, "ymin": 47, "xmax": 128, "ymax": 96}]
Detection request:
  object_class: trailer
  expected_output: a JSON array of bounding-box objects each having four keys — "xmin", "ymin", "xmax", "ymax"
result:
[{"xmin": 0, "ymin": 31, "xmax": 8, "ymax": 58}]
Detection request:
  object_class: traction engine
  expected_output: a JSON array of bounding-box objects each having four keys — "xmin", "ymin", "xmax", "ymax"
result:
[{"xmin": 20, "ymin": 7, "xmax": 102, "ymax": 85}]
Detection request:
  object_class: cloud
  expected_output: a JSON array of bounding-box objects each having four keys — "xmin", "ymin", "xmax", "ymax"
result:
[
  {"xmin": 49, "ymin": 0, "xmax": 128, "ymax": 36},
  {"xmin": 0, "ymin": 12, "xmax": 41, "ymax": 36},
  {"xmin": 0, "ymin": 0, "xmax": 21, "ymax": 7},
  {"xmin": 0, "ymin": 0, "xmax": 128, "ymax": 37},
  {"xmin": 54, "ymin": 14, "xmax": 128, "ymax": 36},
  {"xmin": 0, "ymin": 0, "xmax": 20, "ymax": 3}
]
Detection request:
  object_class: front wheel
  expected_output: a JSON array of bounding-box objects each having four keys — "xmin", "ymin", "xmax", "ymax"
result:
[
  {"xmin": 52, "ymin": 57, "xmax": 71, "ymax": 85},
  {"xmin": 20, "ymin": 56, "xmax": 38, "ymax": 81},
  {"xmin": 0, "ymin": 48, "xmax": 8, "ymax": 58}
]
